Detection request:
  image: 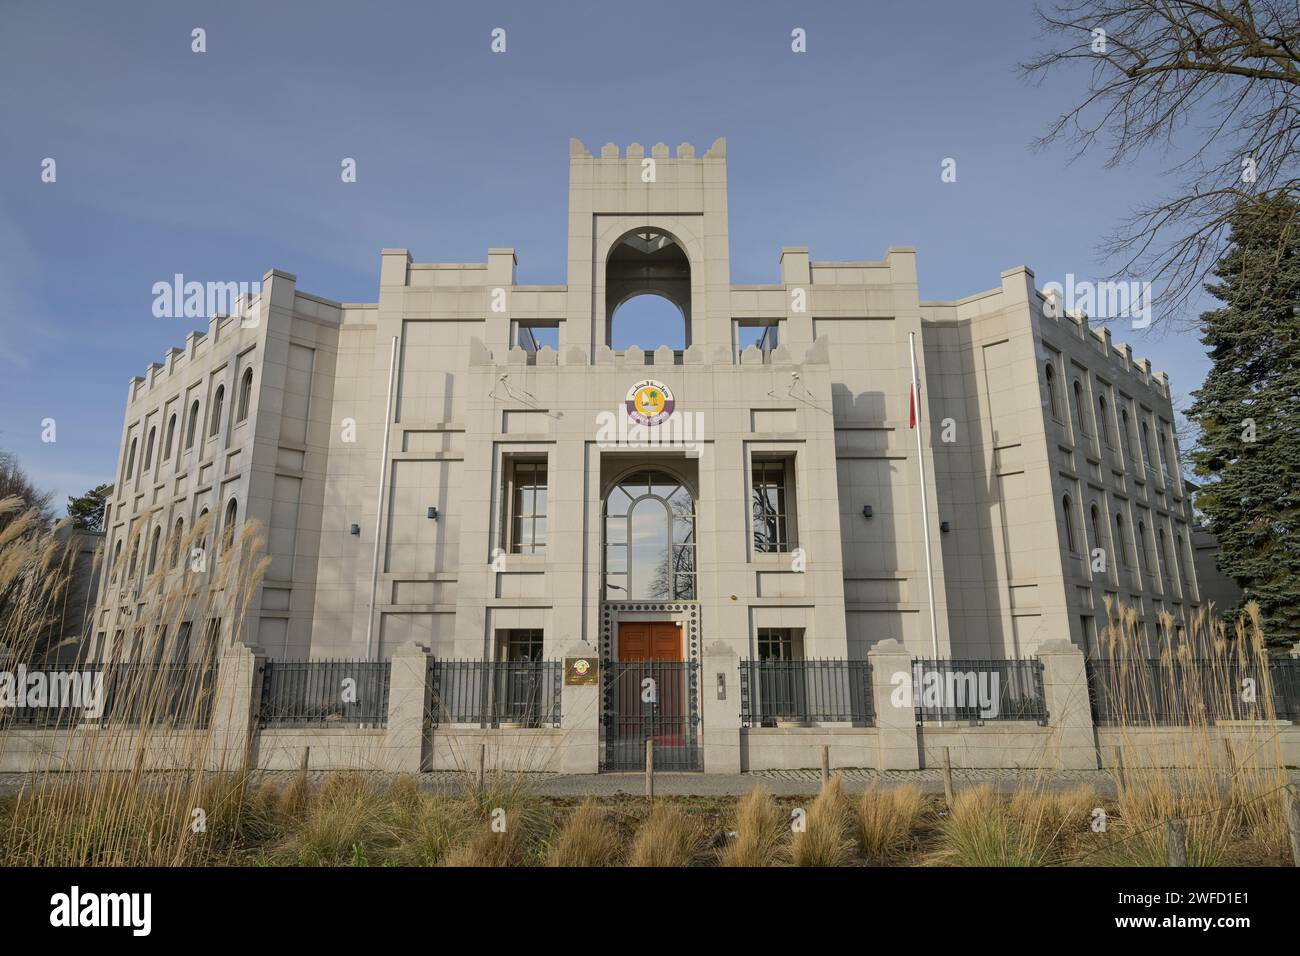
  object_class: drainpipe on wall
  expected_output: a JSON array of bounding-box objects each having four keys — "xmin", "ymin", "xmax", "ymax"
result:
[{"xmin": 365, "ymin": 336, "xmax": 399, "ymax": 661}]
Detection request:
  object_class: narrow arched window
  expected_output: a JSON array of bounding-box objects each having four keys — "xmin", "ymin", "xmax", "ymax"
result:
[
  {"xmin": 185, "ymin": 400, "xmax": 200, "ymax": 450},
  {"xmin": 147, "ymin": 525, "xmax": 161, "ymax": 574},
  {"xmin": 1164, "ymin": 528, "xmax": 1175, "ymax": 587},
  {"xmin": 1061, "ymin": 495, "xmax": 1077, "ymax": 552},
  {"xmin": 1156, "ymin": 527, "xmax": 1168, "ymax": 585},
  {"xmin": 222, "ymin": 498, "xmax": 238, "ymax": 552},
  {"xmin": 1121, "ymin": 407, "xmax": 1132, "ymax": 460},
  {"xmin": 1137, "ymin": 520, "xmax": 1148, "ymax": 574},
  {"xmin": 209, "ymin": 385, "xmax": 224, "ymax": 437},
  {"xmin": 1097, "ymin": 394, "xmax": 1111, "ymax": 446},
  {"xmin": 125, "ymin": 437, "xmax": 137, "ymax": 481},
  {"xmin": 170, "ymin": 517, "xmax": 184, "ymax": 569},
  {"xmin": 1140, "ymin": 420, "xmax": 1153, "ymax": 471},
  {"xmin": 1044, "ymin": 363, "xmax": 1059, "ymax": 418},
  {"xmin": 1175, "ymin": 533, "xmax": 1188, "ymax": 591},
  {"xmin": 111, "ymin": 539, "xmax": 123, "ymax": 584},
  {"xmin": 1071, "ymin": 380, "xmax": 1088, "ymax": 437},
  {"xmin": 1114, "ymin": 513, "xmax": 1128, "ymax": 567},
  {"xmin": 143, "ymin": 427, "xmax": 156, "ymax": 472},
  {"xmin": 1089, "ymin": 504, "xmax": 1102, "ymax": 556},
  {"xmin": 163, "ymin": 414, "xmax": 177, "ymax": 460},
  {"xmin": 237, "ymin": 367, "xmax": 254, "ymax": 422}
]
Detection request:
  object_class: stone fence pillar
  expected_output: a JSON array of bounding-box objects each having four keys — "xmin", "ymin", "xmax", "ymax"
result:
[
  {"xmin": 1038, "ymin": 639, "xmax": 1096, "ymax": 770},
  {"xmin": 868, "ymin": 639, "xmax": 920, "ymax": 770},
  {"xmin": 560, "ymin": 640, "xmax": 600, "ymax": 773},
  {"xmin": 701, "ymin": 640, "xmax": 741, "ymax": 772},
  {"xmin": 383, "ymin": 641, "xmax": 431, "ymax": 772},
  {"xmin": 207, "ymin": 642, "xmax": 262, "ymax": 771}
]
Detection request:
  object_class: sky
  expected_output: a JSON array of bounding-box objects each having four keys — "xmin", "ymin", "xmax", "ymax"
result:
[{"xmin": 0, "ymin": 0, "xmax": 1220, "ymax": 511}]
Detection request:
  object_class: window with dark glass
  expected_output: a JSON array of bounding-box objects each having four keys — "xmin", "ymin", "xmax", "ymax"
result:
[
  {"xmin": 752, "ymin": 458, "xmax": 793, "ymax": 553},
  {"xmin": 500, "ymin": 628, "xmax": 543, "ymax": 661},
  {"xmin": 604, "ymin": 469, "xmax": 695, "ymax": 601},
  {"xmin": 506, "ymin": 460, "xmax": 547, "ymax": 554},
  {"xmin": 757, "ymin": 627, "xmax": 803, "ymax": 660}
]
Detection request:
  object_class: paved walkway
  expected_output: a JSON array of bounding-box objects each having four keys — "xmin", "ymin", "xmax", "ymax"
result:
[
  {"xmin": 5, "ymin": 767, "xmax": 1295, "ymax": 798},
  {"xmin": 0, "ymin": 767, "xmax": 1123, "ymax": 798}
]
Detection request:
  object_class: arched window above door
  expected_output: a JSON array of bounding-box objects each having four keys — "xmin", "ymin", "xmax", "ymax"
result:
[{"xmin": 604, "ymin": 469, "xmax": 695, "ymax": 601}]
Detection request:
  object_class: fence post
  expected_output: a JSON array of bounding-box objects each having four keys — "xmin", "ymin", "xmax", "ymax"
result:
[
  {"xmin": 1286, "ymin": 784, "xmax": 1300, "ymax": 867},
  {"xmin": 1165, "ymin": 819, "xmax": 1188, "ymax": 866},
  {"xmin": 1036, "ymin": 639, "xmax": 1096, "ymax": 769},
  {"xmin": 645, "ymin": 738, "xmax": 654, "ymax": 800},
  {"xmin": 942, "ymin": 746, "xmax": 955, "ymax": 807},
  {"xmin": 206, "ymin": 642, "xmax": 261, "ymax": 771},
  {"xmin": 382, "ymin": 641, "xmax": 429, "ymax": 773},
  {"xmin": 868, "ymin": 640, "xmax": 920, "ymax": 770},
  {"xmin": 821, "ymin": 745, "xmax": 830, "ymax": 786}
]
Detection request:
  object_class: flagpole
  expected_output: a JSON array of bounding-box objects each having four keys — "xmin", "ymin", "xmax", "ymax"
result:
[{"xmin": 909, "ymin": 332, "xmax": 940, "ymax": 663}]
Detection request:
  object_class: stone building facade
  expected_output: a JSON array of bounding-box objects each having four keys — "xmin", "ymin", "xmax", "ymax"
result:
[{"xmin": 92, "ymin": 137, "xmax": 1199, "ymax": 677}]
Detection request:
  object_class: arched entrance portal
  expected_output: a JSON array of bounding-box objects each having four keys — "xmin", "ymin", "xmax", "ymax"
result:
[{"xmin": 600, "ymin": 466, "xmax": 701, "ymax": 771}]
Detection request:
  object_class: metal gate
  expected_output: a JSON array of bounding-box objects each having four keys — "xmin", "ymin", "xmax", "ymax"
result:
[{"xmin": 601, "ymin": 660, "xmax": 701, "ymax": 771}]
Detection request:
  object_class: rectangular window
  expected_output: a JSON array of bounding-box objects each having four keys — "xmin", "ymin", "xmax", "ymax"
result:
[
  {"xmin": 736, "ymin": 320, "xmax": 780, "ymax": 358},
  {"xmin": 757, "ymin": 627, "xmax": 804, "ymax": 660},
  {"xmin": 752, "ymin": 457, "xmax": 794, "ymax": 553},
  {"xmin": 505, "ymin": 459, "xmax": 547, "ymax": 554},
  {"xmin": 499, "ymin": 628, "xmax": 544, "ymax": 661},
  {"xmin": 512, "ymin": 321, "xmax": 559, "ymax": 352}
]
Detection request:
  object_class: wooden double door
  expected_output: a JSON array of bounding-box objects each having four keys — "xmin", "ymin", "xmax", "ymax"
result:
[{"xmin": 617, "ymin": 622, "xmax": 682, "ymax": 662}]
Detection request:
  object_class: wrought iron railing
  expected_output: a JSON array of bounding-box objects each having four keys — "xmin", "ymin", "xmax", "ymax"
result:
[
  {"xmin": 0, "ymin": 662, "xmax": 215, "ymax": 728},
  {"xmin": 1087, "ymin": 657, "xmax": 1300, "ymax": 726},
  {"xmin": 739, "ymin": 659, "xmax": 874, "ymax": 726},
  {"xmin": 258, "ymin": 659, "xmax": 391, "ymax": 728},
  {"xmin": 428, "ymin": 659, "xmax": 562, "ymax": 728},
  {"xmin": 911, "ymin": 658, "xmax": 1048, "ymax": 724}
]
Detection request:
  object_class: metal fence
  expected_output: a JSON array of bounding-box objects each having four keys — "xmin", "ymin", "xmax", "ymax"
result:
[
  {"xmin": 739, "ymin": 659, "xmax": 873, "ymax": 727},
  {"xmin": 0, "ymin": 662, "xmax": 215, "ymax": 728},
  {"xmin": 601, "ymin": 660, "xmax": 700, "ymax": 771},
  {"xmin": 1087, "ymin": 657, "xmax": 1300, "ymax": 726},
  {"xmin": 428, "ymin": 660, "xmax": 562, "ymax": 728},
  {"xmin": 258, "ymin": 659, "xmax": 391, "ymax": 728},
  {"xmin": 912, "ymin": 658, "xmax": 1048, "ymax": 724}
]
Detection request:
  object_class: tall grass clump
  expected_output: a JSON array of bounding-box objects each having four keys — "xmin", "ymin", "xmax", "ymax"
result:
[
  {"xmin": 719, "ymin": 786, "xmax": 787, "ymax": 867},
  {"xmin": 932, "ymin": 783, "xmax": 1067, "ymax": 866},
  {"xmin": 1092, "ymin": 598, "xmax": 1290, "ymax": 866},
  {"xmin": 791, "ymin": 774, "xmax": 855, "ymax": 867},
  {"xmin": 1, "ymin": 504, "xmax": 271, "ymax": 865},
  {"xmin": 857, "ymin": 783, "xmax": 926, "ymax": 863},
  {"xmin": 548, "ymin": 800, "xmax": 623, "ymax": 867},
  {"xmin": 628, "ymin": 803, "xmax": 702, "ymax": 867}
]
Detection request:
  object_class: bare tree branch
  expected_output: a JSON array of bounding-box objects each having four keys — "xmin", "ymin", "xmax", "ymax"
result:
[{"xmin": 1022, "ymin": 0, "xmax": 1300, "ymax": 328}]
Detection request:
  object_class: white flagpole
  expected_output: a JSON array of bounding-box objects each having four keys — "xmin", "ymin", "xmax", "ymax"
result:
[{"xmin": 909, "ymin": 331, "xmax": 940, "ymax": 663}]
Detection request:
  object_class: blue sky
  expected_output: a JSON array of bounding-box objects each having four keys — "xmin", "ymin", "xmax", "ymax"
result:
[{"xmin": 0, "ymin": 0, "xmax": 1217, "ymax": 510}]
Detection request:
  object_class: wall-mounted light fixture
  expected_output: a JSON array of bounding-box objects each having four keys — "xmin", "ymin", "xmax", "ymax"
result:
[
  {"xmin": 427, "ymin": 506, "xmax": 439, "ymax": 520},
  {"xmin": 862, "ymin": 505, "xmax": 873, "ymax": 519},
  {"xmin": 940, "ymin": 520, "xmax": 951, "ymax": 533},
  {"xmin": 349, "ymin": 524, "xmax": 360, "ymax": 536}
]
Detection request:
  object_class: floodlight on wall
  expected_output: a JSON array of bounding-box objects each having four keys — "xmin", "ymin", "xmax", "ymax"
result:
[
  {"xmin": 427, "ymin": 506, "xmax": 439, "ymax": 520},
  {"xmin": 862, "ymin": 505, "xmax": 873, "ymax": 519},
  {"xmin": 940, "ymin": 521, "xmax": 951, "ymax": 533},
  {"xmin": 350, "ymin": 524, "xmax": 360, "ymax": 536}
]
